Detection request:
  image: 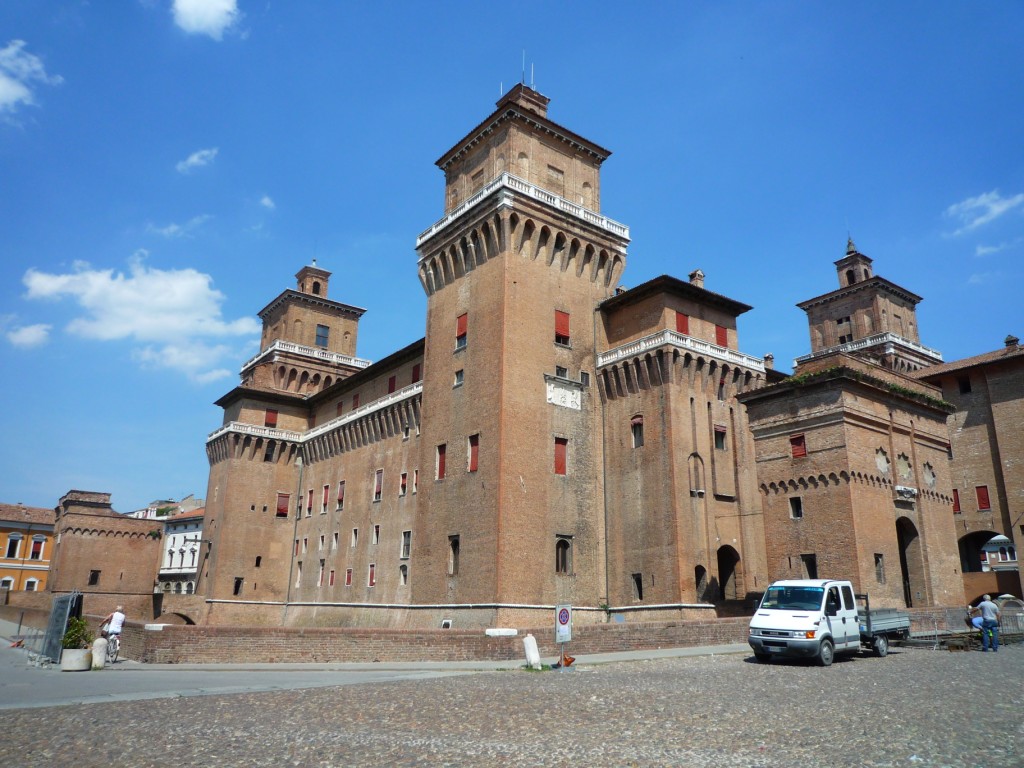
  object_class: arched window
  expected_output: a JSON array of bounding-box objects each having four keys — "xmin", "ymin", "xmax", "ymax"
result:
[
  {"xmin": 555, "ymin": 537, "xmax": 572, "ymax": 574},
  {"xmin": 448, "ymin": 536, "xmax": 460, "ymax": 576},
  {"xmin": 846, "ymin": 269, "xmax": 856, "ymax": 285},
  {"xmin": 631, "ymin": 415, "xmax": 644, "ymax": 448}
]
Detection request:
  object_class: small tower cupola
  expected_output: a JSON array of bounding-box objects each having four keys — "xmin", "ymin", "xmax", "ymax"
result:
[
  {"xmin": 496, "ymin": 83, "xmax": 550, "ymax": 117},
  {"xmin": 296, "ymin": 261, "xmax": 331, "ymax": 298},
  {"xmin": 835, "ymin": 237, "xmax": 874, "ymax": 287}
]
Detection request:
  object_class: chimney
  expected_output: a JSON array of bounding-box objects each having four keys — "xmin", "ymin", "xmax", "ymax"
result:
[
  {"xmin": 1005, "ymin": 334, "xmax": 1020, "ymax": 349},
  {"xmin": 688, "ymin": 269, "xmax": 705, "ymax": 289},
  {"xmin": 764, "ymin": 353, "xmax": 775, "ymax": 370}
]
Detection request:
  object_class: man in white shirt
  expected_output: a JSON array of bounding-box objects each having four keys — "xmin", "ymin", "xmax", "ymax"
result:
[{"xmin": 103, "ymin": 605, "xmax": 126, "ymax": 638}]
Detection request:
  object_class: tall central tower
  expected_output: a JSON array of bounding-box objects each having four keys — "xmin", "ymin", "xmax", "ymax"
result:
[{"xmin": 412, "ymin": 86, "xmax": 630, "ymax": 623}]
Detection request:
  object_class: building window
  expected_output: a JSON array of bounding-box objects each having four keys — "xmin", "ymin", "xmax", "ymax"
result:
[
  {"xmin": 436, "ymin": 444, "xmax": 447, "ymax": 479},
  {"xmin": 351, "ymin": 529, "xmax": 358, "ymax": 547},
  {"xmin": 388, "ymin": 375, "xmax": 397, "ymax": 394},
  {"xmin": 373, "ymin": 469, "xmax": 383, "ymax": 502},
  {"xmin": 5, "ymin": 535, "xmax": 21, "ymax": 559},
  {"xmin": 373, "ymin": 525, "xmax": 380, "ymax": 545},
  {"xmin": 322, "ymin": 485, "xmax": 330, "ymax": 513},
  {"xmin": 401, "ymin": 530, "xmax": 412, "ymax": 559},
  {"xmin": 800, "ymin": 554, "xmax": 818, "ymax": 579},
  {"xmin": 468, "ymin": 434, "xmax": 479, "ymax": 472},
  {"xmin": 448, "ymin": 536, "xmax": 460, "ymax": 576},
  {"xmin": 958, "ymin": 376, "xmax": 971, "ymax": 394},
  {"xmin": 874, "ymin": 553, "xmax": 886, "ymax": 584},
  {"xmin": 676, "ymin": 311, "xmax": 689, "ymax": 335},
  {"xmin": 345, "ymin": 568, "xmax": 353, "ymax": 587},
  {"xmin": 263, "ymin": 441, "xmax": 276, "ymax": 462},
  {"xmin": 555, "ymin": 365, "xmax": 568, "ymax": 378},
  {"xmin": 306, "ymin": 489, "xmax": 313, "ymax": 516},
  {"xmin": 255, "ymin": 556, "xmax": 262, "ymax": 567},
  {"xmin": 233, "ymin": 577, "xmax": 243, "ymax": 596},
  {"xmin": 454, "ymin": 369, "xmax": 464, "ymax": 387},
  {"xmin": 318, "ymin": 560, "xmax": 325, "ymax": 587},
  {"xmin": 329, "ymin": 569, "xmax": 336, "ymax": 587},
  {"xmin": 0, "ymin": 577, "xmax": 13, "ymax": 590},
  {"xmin": 952, "ymin": 489, "xmax": 960, "ymax": 514},
  {"xmin": 315, "ymin": 324, "xmax": 329, "ymax": 348},
  {"xmin": 976, "ymin": 485, "xmax": 991, "ymax": 511},
  {"xmin": 631, "ymin": 573, "xmax": 644, "ymax": 601},
  {"xmin": 789, "ymin": 497, "xmax": 803, "ymax": 519},
  {"xmin": 400, "ymin": 472, "xmax": 408, "ymax": 496},
  {"xmin": 318, "ymin": 535, "xmax": 325, "ymax": 551},
  {"xmin": 455, "ymin": 313, "xmax": 468, "ymax": 350},
  {"xmin": 555, "ymin": 310, "xmax": 571, "ymax": 345},
  {"xmin": 368, "ymin": 563, "xmax": 376, "ymax": 587},
  {"xmin": 337, "ymin": 480, "xmax": 346, "ymax": 510},
  {"xmin": 399, "ymin": 564, "xmax": 408, "ymax": 585},
  {"xmin": 24, "ymin": 579, "xmax": 38, "ymax": 591},
  {"xmin": 790, "ymin": 434, "xmax": 807, "ymax": 458},
  {"xmin": 412, "ymin": 364, "xmax": 421, "ymax": 384},
  {"xmin": 714, "ymin": 425, "xmax": 727, "ymax": 450},
  {"xmin": 302, "ymin": 537, "xmax": 308, "ymax": 554},
  {"xmin": 332, "ymin": 532, "xmax": 338, "ymax": 550},
  {"xmin": 715, "ymin": 324, "xmax": 728, "ymax": 348},
  {"xmin": 88, "ymin": 570, "xmax": 100, "ymax": 586},
  {"xmin": 554, "ymin": 437, "xmax": 568, "ymax": 475},
  {"xmin": 352, "ymin": 393, "xmax": 360, "ymax": 409},
  {"xmin": 413, "ymin": 469, "xmax": 419, "ymax": 494},
  {"xmin": 265, "ymin": 409, "xmax": 278, "ymax": 428},
  {"xmin": 631, "ymin": 415, "xmax": 644, "ymax": 448},
  {"xmin": 294, "ymin": 539, "xmax": 300, "ymax": 556},
  {"xmin": 580, "ymin": 371, "xmax": 590, "ymax": 387},
  {"xmin": 555, "ymin": 536, "xmax": 572, "ymax": 575}
]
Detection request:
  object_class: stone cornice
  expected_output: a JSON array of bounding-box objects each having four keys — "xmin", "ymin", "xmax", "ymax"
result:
[
  {"xmin": 598, "ymin": 329, "xmax": 765, "ymax": 372},
  {"xmin": 257, "ymin": 289, "xmax": 366, "ymax": 322}
]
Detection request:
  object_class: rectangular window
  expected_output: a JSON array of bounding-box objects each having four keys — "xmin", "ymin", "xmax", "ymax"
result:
[
  {"xmin": 789, "ymin": 497, "xmax": 803, "ymax": 519},
  {"xmin": 332, "ymin": 532, "xmax": 339, "ymax": 550},
  {"xmin": 336, "ymin": 401, "xmax": 344, "ymax": 417},
  {"xmin": 88, "ymin": 569, "xmax": 100, "ymax": 586},
  {"xmin": 294, "ymin": 562, "xmax": 302, "ymax": 588},
  {"xmin": 30, "ymin": 539, "xmax": 43, "ymax": 560},
  {"xmin": 714, "ymin": 425, "xmax": 727, "ymax": 450},
  {"xmin": 345, "ymin": 568, "xmax": 353, "ymax": 587},
  {"xmin": 302, "ymin": 537, "xmax": 308, "ymax": 554},
  {"xmin": 329, "ymin": 569, "xmax": 336, "ymax": 587},
  {"xmin": 306, "ymin": 489, "xmax": 313, "ymax": 515},
  {"xmin": 368, "ymin": 563, "xmax": 376, "ymax": 587},
  {"xmin": 952, "ymin": 489, "xmax": 960, "ymax": 514},
  {"xmin": 555, "ymin": 365, "xmax": 568, "ymax": 378},
  {"xmin": 401, "ymin": 530, "xmax": 412, "ymax": 559},
  {"xmin": 233, "ymin": 577, "xmax": 244, "ymax": 596},
  {"xmin": 352, "ymin": 393, "xmax": 360, "ymax": 409},
  {"xmin": 265, "ymin": 409, "xmax": 278, "ymax": 428},
  {"xmin": 5, "ymin": 537, "xmax": 20, "ymax": 559},
  {"xmin": 388, "ymin": 375, "xmax": 397, "ymax": 394},
  {"xmin": 800, "ymin": 554, "xmax": 818, "ymax": 579},
  {"xmin": 554, "ymin": 437, "xmax": 568, "ymax": 475},
  {"xmin": 322, "ymin": 485, "xmax": 330, "ymax": 513},
  {"xmin": 337, "ymin": 480, "xmax": 346, "ymax": 510},
  {"xmin": 976, "ymin": 485, "xmax": 991, "ymax": 511},
  {"xmin": 413, "ymin": 469, "xmax": 419, "ymax": 493},
  {"xmin": 351, "ymin": 528, "xmax": 358, "ymax": 547},
  {"xmin": 411, "ymin": 363, "xmax": 421, "ymax": 384},
  {"xmin": 373, "ymin": 525, "xmax": 380, "ymax": 545},
  {"xmin": 318, "ymin": 560, "xmax": 325, "ymax": 587},
  {"xmin": 555, "ymin": 310, "xmax": 570, "ymax": 345},
  {"xmin": 790, "ymin": 434, "xmax": 807, "ymax": 458},
  {"xmin": 294, "ymin": 539, "xmax": 300, "ymax": 556},
  {"xmin": 436, "ymin": 444, "xmax": 447, "ymax": 479},
  {"xmin": 958, "ymin": 376, "xmax": 972, "ymax": 394},
  {"xmin": 319, "ymin": 535, "xmax": 325, "ymax": 551},
  {"xmin": 675, "ymin": 311, "xmax": 689, "ymax": 335},
  {"xmin": 315, "ymin": 324, "xmax": 329, "ymax": 348},
  {"xmin": 631, "ymin": 416, "xmax": 644, "ymax": 448},
  {"xmin": 468, "ymin": 434, "xmax": 479, "ymax": 472},
  {"xmin": 555, "ymin": 536, "xmax": 572, "ymax": 574},
  {"xmin": 455, "ymin": 313, "xmax": 468, "ymax": 350},
  {"xmin": 263, "ymin": 442, "xmax": 275, "ymax": 462},
  {"xmin": 400, "ymin": 472, "xmax": 408, "ymax": 496},
  {"xmin": 715, "ymin": 324, "xmax": 728, "ymax": 348},
  {"xmin": 632, "ymin": 573, "xmax": 644, "ymax": 601},
  {"xmin": 454, "ymin": 369, "xmax": 464, "ymax": 387},
  {"xmin": 580, "ymin": 371, "xmax": 590, "ymax": 387},
  {"xmin": 874, "ymin": 553, "xmax": 886, "ymax": 584},
  {"xmin": 448, "ymin": 536, "xmax": 460, "ymax": 576},
  {"xmin": 373, "ymin": 469, "xmax": 383, "ymax": 502}
]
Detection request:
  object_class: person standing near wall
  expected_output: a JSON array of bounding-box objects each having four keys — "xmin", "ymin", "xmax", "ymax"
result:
[{"xmin": 970, "ymin": 595, "xmax": 1001, "ymax": 652}]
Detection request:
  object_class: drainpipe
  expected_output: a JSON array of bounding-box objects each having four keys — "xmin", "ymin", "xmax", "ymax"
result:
[
  {"xmin": 594, "ymin": 304, "xmax": 611, "ymax": 620},
  {"xmin": 283, "ymin": 453, "xmax": 304, "ymax": 624}
]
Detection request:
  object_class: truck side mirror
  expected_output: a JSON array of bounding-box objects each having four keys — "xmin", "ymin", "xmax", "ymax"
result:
[{"xmin": 826, "ymin": 602, "xmax": 838, "ymax": 617}]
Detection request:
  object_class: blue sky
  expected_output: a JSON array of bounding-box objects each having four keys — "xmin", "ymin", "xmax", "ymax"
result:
[{"xmin": 1, "ymin": 2, "xmax": 1021, "ymax": 513}]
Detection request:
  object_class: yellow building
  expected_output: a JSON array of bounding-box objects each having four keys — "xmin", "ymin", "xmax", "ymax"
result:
[{"xmin": 0, "ymin": 503, "xmax": 55, "ymax": 593}]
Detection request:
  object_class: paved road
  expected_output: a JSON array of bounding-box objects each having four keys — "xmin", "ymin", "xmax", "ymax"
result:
[{"xmin": 1, "ymin": 630, "xmax": 1020, "ymax": 767}]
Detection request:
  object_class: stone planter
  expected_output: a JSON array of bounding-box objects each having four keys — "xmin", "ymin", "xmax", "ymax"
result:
[{"xmin": 60, "ymin": 648, "xmax": 92, "ymax": 671}]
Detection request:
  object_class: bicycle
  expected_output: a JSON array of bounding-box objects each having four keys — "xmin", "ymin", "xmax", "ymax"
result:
[{"xmin": 101, "ymin": 627, "xmax": 120, "ymax": 663}]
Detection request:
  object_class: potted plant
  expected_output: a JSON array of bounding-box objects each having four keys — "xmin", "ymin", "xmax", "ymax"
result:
[{"xmin": 60, "ymin": 616, "xmax": 94, "ymax": 671}]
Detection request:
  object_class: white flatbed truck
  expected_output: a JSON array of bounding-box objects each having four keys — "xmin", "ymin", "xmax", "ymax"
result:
[{"xmin": 748, "ymin": 579, "xmax": 910, "ymax": 666}]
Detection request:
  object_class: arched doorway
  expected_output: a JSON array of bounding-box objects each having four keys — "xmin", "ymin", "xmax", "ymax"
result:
[
  {"xmin": 959, "ymin": 530, "xmax": 997, "ymax": 573},
  {"xmin": 896, "ymin": 517, "xmax": 925, "ymax": 607},
  {"xmin": 716, "ymin": 545, "xmax": 741, "ymax": 601}
]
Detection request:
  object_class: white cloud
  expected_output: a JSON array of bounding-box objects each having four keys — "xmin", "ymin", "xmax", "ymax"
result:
[
  {"xmin": 975, "ymin": 237, "xmax": 1022, "ymax": 257},
  {"xmin": 6, "ymin": 323, "xmax": 51, "ymax": 348},
  {"xmin": 259, "ymin": 195, "xmax": 275, "ymax": 210},
  {"xmin": 945, "ymin": 190, "xmax": 1024, "ymax": 235},
  {"xmin": 172, "ymin": 0, "xmax": 240, "ymax": 41},
  {"xmin": 176, "ymin": 147, "xmax": 219, "ymax": 174},
  {"xmin": 147, "ymin": 214, "xmax": 212, "ymax": 238},
  {"xmin": 21, "ymin": 253, "xmax": 259, "ymax": 381},
  {"xmin": 0, "ymin": 40, "xmax": 63, "ymax": 116},
  {"xmin": 967, "ymin": 272, "xmax": 998, "ymax": 286}
]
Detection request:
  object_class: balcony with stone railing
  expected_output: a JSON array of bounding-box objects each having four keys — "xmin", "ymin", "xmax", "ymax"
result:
[
  {"xmin": 415, "ymin": 172, "xmax": 629, "ymax": 249},
  {"xmin": 597, "ymin": 329, "xmax": 765, "ymax": 372},
  {"xmin": 794, "ymin": 332, "xmax": 942, "ymax": 368},
  {"xmin": 240, "ymin": 339, "xmax": 372, "ymax": 376}
]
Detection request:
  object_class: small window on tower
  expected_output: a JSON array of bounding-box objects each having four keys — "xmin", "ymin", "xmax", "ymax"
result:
[
  {"xmin": 790, "ymin": 434, "xmax": 807, "ymax": 458},
  {"xmin": 555, "ymin": 311, "xmax": 571, "ymax": 346},
  {"xmin": 264, "ymin": 409, "xmax": 278, "ymax": 428},
  {"xmin": 468, "ymin": 434, "xmax": 479, "ymax": 472},
  {"xmin": 315, "ymin": 324, "xmax": 329, "ymax": 348},
  {"xmin": 554, "ymin": 437, "xmax": 568, "ymax": 475},
  {"xmin": 631, "ymin": 415, "xmax": 644, "ymax": 448},
  {"xmin": 714, "ymin": 425, "xmax": 727, "ymax": 450},
  {"xmin": 388, "ymin": 375, "xmax": 397, "ymax": 394},
  {"xmin": 789, "ymin": 497, "xmax": 803, "ymax": 519},
  {"xmin": 455, "ymin": 313, "xmax": 468, "ymax": 350}
]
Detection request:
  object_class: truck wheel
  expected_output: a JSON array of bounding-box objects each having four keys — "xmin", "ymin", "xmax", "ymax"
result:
[
  {"xmin": 817, "ymin": 639, "xmax": 834, "ymax": 667},
  {"xmin": 754, "ymin": 651, "xmax": 772, "ymax": 664},
  {"xmin": 873, "ymin": 635, "xmax": 889, "ymax": 657}
]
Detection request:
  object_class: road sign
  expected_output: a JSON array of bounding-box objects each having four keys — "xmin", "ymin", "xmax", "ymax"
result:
[{"xmin": 555, "ymin": 604, "xmax": 572, "ymax": 644}]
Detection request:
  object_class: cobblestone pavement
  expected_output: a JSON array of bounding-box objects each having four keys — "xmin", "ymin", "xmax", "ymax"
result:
[{"xmin": 1, "ymin": 645, "xmax": 1020, "ymax": 767}]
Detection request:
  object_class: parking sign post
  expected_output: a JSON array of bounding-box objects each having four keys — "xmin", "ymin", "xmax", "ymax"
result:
[{"xmin": 555, "ymin": 604, "xmax": 573, "ymax": 670}]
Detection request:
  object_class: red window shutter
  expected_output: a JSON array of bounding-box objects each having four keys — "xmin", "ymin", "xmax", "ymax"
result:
[
  {"xmin": 468, "ymin": 434, "xmax": 479, "ymax": 472},
  {"xmin": 352, "ymin": 393, "xmax": 359, "ymax": 409},
  {"xmin": 412, "ymin": 364, "xmax": 421, "ymax": 383},
  {"xmin": 555, "ymin": 310, "xmax": 571, "ymax": 338},
  {"xmin": 374, "ymin": 470, "xmax": 383, "ymax": 496},
  {"xmin": 388, "ymin": 375, "xmax": 396, "ymax": 394},
  {"xmin": 31, "ymin": 540, "xmax": 43, "ymax": 557},
  {"xmin": 790, "ymin": 434, "xmax": 807, "ymax": 458},
  {"xmin": 437, "ymin": 444, "xmax": 447, "ymax": 479},
  {"xmin": 329, "ymin": 570, "xmax": 336, "ymax": 587},
  {"xmin": 554, "ymin": 438, "xmax": 568, "ymax": 475},
  {"xmin": 676, "ymin": 312, "xmax": 689, "ymax": 335},
  {"xmin": 337, "ymin": 481, "xmax": 345, "ymax": 503},
  {"xmin": 952, "ymin": 489, "xmax": 960, "ymax": 513},
  {"xmin": 456, "ymin": 313, "xmax": 468, "ymax": 337},
  {"xmin": 368, "ymin": 564, "xmax": 376, "ymax": 587},
  {"xmin": 976, "ymin": 485, "xmax": 990, "ymax": 510},
  {"xmin": 306, "ymin": 490, "xmax": 313, "ymax": 510},
  {"xmin": 715, "ymin": 325, "xmax": 728, "ymax": 347},
  {"xmin": 345, "ymin": 569, "xmax": 352, "ymax": 586},
  {"xmin": 265, "ymin": 409, "xmax": 278, "ymax": 428},
  {"xmin": 276, "ymin": 493, "xmax": 290, "ymax": 517},
  {"xmin": 322, "ymin": 485, "xmax": 330, "ymax": 506}
]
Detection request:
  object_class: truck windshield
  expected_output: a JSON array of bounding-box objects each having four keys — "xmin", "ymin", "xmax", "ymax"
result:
[{"xmin": 760, "ymin": 586, "xmax": 824, "ymax": 611}]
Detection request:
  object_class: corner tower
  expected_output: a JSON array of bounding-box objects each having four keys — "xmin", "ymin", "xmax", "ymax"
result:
[{"xmin": 412, "ymin": 86, "xmax": 630, "ymax": 624}]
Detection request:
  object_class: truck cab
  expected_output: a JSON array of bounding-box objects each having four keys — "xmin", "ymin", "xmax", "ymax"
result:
[{"xmin": 748, "ymin": 579, "xmax": 860, "ymax": 666}]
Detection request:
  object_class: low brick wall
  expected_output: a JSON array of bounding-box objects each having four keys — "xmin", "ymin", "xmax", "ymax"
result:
[{"xmin": 138, "ymin": 617, "xmax": 752, "ymax": 664}]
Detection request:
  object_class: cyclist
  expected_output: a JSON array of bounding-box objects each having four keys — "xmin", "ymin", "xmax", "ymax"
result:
[{"xmin": 101, "ymin": 605, "xmax": 126, "ymax": 661}]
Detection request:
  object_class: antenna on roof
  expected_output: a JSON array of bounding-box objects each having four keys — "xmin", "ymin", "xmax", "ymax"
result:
[
  {"xmin": 522, "ymin": 50, "xmax": 526, "ymax": 85},
  {"xmin": 531, "ymin": 63, "xmax": 535, "ymax": 89}
]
